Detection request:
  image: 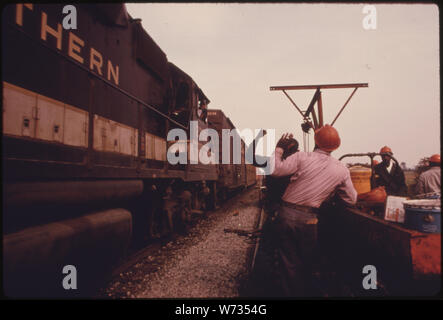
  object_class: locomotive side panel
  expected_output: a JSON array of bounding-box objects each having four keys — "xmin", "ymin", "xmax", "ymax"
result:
[
  {"xmin": 207, "ymin": 109, "xmax": 247, "ymax": 190},
  {"xmin": 2, "ymin": 4, "xmax": 179, "ymax": 180},
  {"xmin": 168, "ymin": 63, "xmax": 217, "ymax": 182},
  {"xmin": 246, "ymin": 164, "xmax": 257, "ymax": 187},
  {"xmin": 207, "ymin": 109, "xmax": 232, "ymax": 187}
]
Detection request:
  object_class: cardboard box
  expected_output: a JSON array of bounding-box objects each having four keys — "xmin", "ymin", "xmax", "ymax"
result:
[{"xmin": 384, "ymin": 196, "xmax": 408, "ymax": 223}]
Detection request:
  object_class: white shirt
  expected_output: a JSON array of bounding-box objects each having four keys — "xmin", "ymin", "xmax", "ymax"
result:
[{"xmin": 386, "ymin": 159, "xmax": 393, "ymax": 173}]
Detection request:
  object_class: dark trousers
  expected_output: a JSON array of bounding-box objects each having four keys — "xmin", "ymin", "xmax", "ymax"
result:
[{"xmin": 274, "ymin": 204, "xmax": 319, "ymax": 297}]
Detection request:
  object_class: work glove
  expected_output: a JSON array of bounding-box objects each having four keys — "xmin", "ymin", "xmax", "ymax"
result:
[{"xmin": 276, "ymin": 133, "xmax": 294, "ymax": 150}]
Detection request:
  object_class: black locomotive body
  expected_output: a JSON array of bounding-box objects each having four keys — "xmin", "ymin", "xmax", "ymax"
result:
[{"xmin": 2, "ymin": 4, "xmax": 256, "ymax": 296}]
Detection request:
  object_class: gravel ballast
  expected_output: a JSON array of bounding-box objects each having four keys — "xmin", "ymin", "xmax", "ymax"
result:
[{"xmin": 101, "ymin": 188, "xmax": 261, "ymax": 299}]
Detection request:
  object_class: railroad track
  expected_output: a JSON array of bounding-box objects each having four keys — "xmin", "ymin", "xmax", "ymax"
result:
[{"xmin": 99, "ymin": 187, "xmax": 262, "ymax": 298}]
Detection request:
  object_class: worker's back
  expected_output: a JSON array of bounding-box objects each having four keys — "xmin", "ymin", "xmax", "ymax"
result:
[
  {"xmin": 278, "ymin": 149, "xmax": 355, "ymax": 208},
  {"xmin": 416, "ymin": 166, "xmax": 441, "ymax": 194}
]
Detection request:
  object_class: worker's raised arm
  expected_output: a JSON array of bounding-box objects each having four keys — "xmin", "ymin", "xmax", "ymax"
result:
[
  {"xmin": 336, "ymin": 171, "xmax": 358, "ymax": 206},
  {"xmin": 270, "ymin": 147, "xmax": 299, "ymax": 177}
]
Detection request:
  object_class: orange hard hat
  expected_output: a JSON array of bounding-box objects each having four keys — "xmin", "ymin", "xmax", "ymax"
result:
[
  {"xmin": 314, "ymin": 124, "xmax": 341, "ymax": 152},
  {"xmin": 380, "ymin": 146, "xmax": 393, "ymax": 155},
  {"xmin": 429, "ymin": 154, "xmax": 440, "ymax": 164}
]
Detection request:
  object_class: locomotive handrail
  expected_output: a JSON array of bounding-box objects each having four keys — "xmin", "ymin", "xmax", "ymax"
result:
[{"xmin": 9, "ymin": 22, "xmax": 188, "ymax": 130}]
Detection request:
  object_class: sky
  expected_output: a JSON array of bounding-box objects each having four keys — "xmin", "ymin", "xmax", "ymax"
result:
[{"xmin": 126, "ymin": 3, "xmax": 440, "ymax": 168}]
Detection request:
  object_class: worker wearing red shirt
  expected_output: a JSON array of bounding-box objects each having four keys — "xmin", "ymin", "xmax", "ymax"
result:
[{"xmin": 270, "ymin": 125, "xmax": 357, "ymax": 296}]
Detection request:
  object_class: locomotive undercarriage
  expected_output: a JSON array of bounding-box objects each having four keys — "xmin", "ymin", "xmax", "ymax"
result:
[{"xmin": 3, "ymin": 175, "xmax": 225, "ymax": 297}]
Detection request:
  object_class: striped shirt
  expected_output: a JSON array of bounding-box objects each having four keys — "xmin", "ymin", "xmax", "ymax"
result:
[{"xmin": 270, "ymin": 147, "xmax": 357, "ymax": 208}]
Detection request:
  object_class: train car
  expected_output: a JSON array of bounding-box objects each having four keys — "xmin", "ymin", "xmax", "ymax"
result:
[
  {"xmin": 246, "ymin": 163, "xmax": 257, "ymax": 187},
  {"xmin": 207, "ymin": 108, "xmax": 255, "ymax": 199},
  {"xmin": 1, "ymin": 3, "xmax": 252, "ymax": 296}
]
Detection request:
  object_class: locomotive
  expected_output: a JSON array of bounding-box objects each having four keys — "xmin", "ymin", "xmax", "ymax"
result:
[{"xmin": 2, "ymin": 4, "xmax": 256, "ymax": 296}]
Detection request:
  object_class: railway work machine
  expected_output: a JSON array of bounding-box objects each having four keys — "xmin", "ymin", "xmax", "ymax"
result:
[{"xmin": 2, "ymin": 4, "xmax": 256, "ymax": 296}]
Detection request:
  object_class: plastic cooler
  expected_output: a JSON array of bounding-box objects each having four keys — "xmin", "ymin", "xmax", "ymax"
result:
[{"xmin": 403, "ymin": 199, "xmax": 441, "ymax": 233}]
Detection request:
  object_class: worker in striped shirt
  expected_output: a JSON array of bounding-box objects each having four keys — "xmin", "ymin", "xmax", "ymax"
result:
[{"xmin": 270, "ymin": 125, "xmax": 357, "ymax": 296}]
